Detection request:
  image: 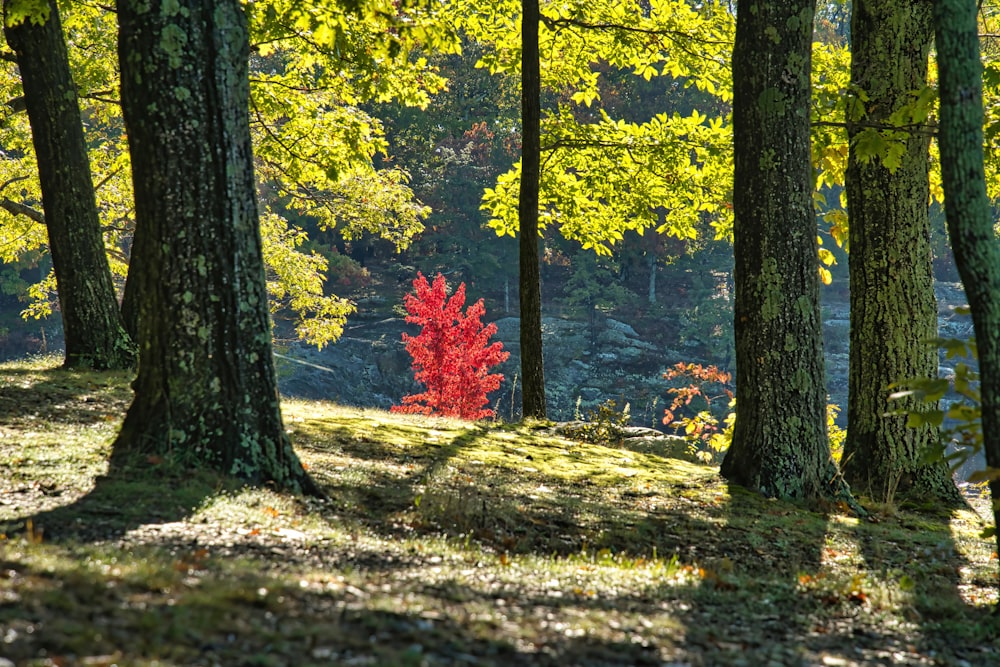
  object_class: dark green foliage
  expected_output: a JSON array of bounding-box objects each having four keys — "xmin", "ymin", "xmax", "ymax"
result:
[
  {"xmin": 562, "ymin": 250, "xmax": 634, "ymax": 348},
  {"xmin": 572, "ymin": 398, "xmax": 632, "ymax": 444}
]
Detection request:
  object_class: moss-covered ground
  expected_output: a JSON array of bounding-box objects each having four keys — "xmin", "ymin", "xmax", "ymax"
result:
[{"xmin": 0, "ymin": 357, "xmax": 997, "ymax": 666}]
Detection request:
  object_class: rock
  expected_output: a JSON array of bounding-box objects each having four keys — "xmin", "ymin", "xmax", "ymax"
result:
[
  {"xmin": 375, "ymin": 349, "xmax": 411, "ymax": 378},
  {"xmin": 274, "ymin": 312, "xmax": 706, "ymax": 424},
  {"xmin": 493, "ymin": 317, "xmax": 521, "ymax": 341},
  {"xmin": 0, "ymin": 276, "xmax": 974, "ymax": 450},
  {"xmin": 939, "ymin": 316, "xmax": 975, "ymax": 340},
  {"xmin": 605, "ymin": 318, "xmax": 639, "ymax": 338},
  {"xmin": 622, "ymin": 426, "xmax": 663, "ymax": 438},
  {"xmin": 935, "ymin": 281, "xmax": 967, "ymax": 307}
]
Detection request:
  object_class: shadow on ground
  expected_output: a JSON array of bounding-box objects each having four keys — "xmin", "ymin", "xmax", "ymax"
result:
[{"xmin": 1, "ymin": 364, "xmax": 998, "ymax": 665}]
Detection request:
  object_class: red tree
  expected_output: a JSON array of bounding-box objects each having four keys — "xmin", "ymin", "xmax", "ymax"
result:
[{"xmin": 392, "ymin": 272, "xmax": 509, "ymax": 420}]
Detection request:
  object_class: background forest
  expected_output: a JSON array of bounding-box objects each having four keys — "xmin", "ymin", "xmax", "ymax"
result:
[
  {"xmin": 0, "ymin": 0, "xmax": 996, "ymax": 499},
  {"xmin": 0, "ymin": 0, "xmax": 999, "ymax": 663},
  {"xmin": 0, "ymin": 1, "xmax": 974, "ymax": 426}
]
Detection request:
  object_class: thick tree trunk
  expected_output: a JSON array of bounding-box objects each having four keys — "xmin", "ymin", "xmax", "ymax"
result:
[
  {"xmin": 722, "ymin": 0, "xmax": 850, "ymax": 502},
  {"xmin": 934, "ymin": 0, "xmax": 1000, "ymax": 584},
  {"xmin": 843, "ymin": 0, "xmax": 961, "ymax": 504},
  {"xmin": 519, "ymin": 0, "xmax": 546, "ymax": 419},
  {"xmin": 112, "ymin": 0, "xmax": 319, "ymax": 495},
  {"xmin": 4, "ymin": 0, "xmax": 135, "ymax": 370}
]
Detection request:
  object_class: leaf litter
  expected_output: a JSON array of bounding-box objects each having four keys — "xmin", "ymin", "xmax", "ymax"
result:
[{"xmin": 0, "ymin": 357, "xmax": 996, "ymax": 666}]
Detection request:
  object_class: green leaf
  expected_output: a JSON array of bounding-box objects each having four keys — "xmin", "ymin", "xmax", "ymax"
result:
[
  {"xmin": 4, "ymin": 0, "xmax": 50, "ymax": 27},
  {"xmin": 946, "ymin": 403, "xmax": 980, "ymax": 423},
  {"xmin": 967, "ymin": 467, "xmax": 1000, "ymax": 484}
]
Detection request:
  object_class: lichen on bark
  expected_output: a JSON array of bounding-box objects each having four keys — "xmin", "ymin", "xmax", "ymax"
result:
[
  {"xmin": 934, "ymin": 0, "xmax": 1000, "ymax": 578},
  {"xmin": 842, "ymin": 0, "xmax": 962, "ymax": 505},
  {"xmin": 111, "ymin": 0, "xmax": 320, "ymax": 496},
  {"xmin": 722, "ymin": 0, "xmax": 855, "ymax": 507}
]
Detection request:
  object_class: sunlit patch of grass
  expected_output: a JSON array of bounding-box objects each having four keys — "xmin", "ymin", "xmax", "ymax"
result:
[
  {"xmin": 0, "ymin": 357, "xmax": 131, "ymax": 503},
  {"xmin": 1, "ymin": 360, "xmax": 999, "ymax": 665},
  {"xmin": 286, "ymin": 402, "xmax": 718, "ymax": 498},
  {"xmin": 190, "ymin": 486, "xmax": 336, "ymax": 542}
]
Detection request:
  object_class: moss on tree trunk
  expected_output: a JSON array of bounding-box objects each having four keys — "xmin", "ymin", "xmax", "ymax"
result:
[
  {"xmin": 112, "ymin": 0, "xmax": 319, "ymax": 495},
  {"xmin": 4, "ymin": 0, "xmax": 135, "ymax": 371},
  {"xmin": 934, "ymin": 0, "xmax": 1000, "ymax": 584},
  {"xmin": 842, "ymin": 0, "xmax": 962, "ymax": 504},
  {"xmin": 722, "ymin": 0, "xmax": 850, "ymax": 503}
]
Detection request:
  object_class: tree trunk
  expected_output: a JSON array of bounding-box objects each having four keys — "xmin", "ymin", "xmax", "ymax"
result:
[
  {"xmin": 4, "ymin": 0, "xmax": 135, "ymax": 370},
  {"xmin": 722, "ymin": 0, "xmax": 849, "ymax": 502},
  {"xmin": 112, "ymin": 0, "xmax": 319, "ymax": 495},
  {"xmin": 842, "ymin": 0, "xmax": 961, "ymax": 504},
  {"xmin": 647, "ymin": 253, "xmax": 656, "ymax": 304},
  {"xmin": 934, "ymin": 0, "xmax": 1000, "ymax": 583},
  {"xmin": 519, "ymin": 0, "xmax": 546, "ymax": 419},
  {"xmin": 120, "ymin": 270, "xmax": 139, "ymax": 343}
]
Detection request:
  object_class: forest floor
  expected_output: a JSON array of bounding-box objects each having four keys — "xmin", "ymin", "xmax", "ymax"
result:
[{"xmin": 0, "ymin": 357, "xmax": 997, "ymax": 667}]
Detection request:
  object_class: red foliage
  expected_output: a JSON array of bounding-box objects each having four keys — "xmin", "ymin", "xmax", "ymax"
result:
[
  {"xmin": 661, "ymin": 362, "xmax": 733, "ymax": 427},
  {"xmin": 391, "ymin": 272, "xmax": 509, "ymax": 420}
]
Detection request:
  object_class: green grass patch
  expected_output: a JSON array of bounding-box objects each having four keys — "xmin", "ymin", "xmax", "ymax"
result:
[{"xmin": 0, "ymin": 358, "xmax": 997, "ymax": 665}]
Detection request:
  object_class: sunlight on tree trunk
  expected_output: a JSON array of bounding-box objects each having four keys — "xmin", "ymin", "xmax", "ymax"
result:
[
  {"xmin": 842, "ymin": 0, "xmax": 961, "ymax": 504},
  {"xmin": 111, "ymin": 0, "xmax": 319, "ymax": 495},
  {"xmin": 934, "ymin": 0, "xmax": 1000, "ymax": 585},
  {"xmin": 722, "ymin": 0, "xmax": 853, "ymax": 504}
]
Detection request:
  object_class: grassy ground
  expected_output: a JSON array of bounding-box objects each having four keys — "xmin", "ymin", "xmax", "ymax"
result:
[{"xmin": 0, "ymin": 357, "xmax": 997, "ymax": 666}]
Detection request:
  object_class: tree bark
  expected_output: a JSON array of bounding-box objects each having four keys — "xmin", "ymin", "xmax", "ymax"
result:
[
  {"xmin": 722, "ymin": 0, "xmax": 850, "ymax": 502},
  {"xmin": 843, "ymin": 0, "xmax": 961, "ymax": 504},
  {"xmin": 934, "ymin": 0, "xmax": 1000, "ymax": 582},
  {"xmin": 4, "ymin": 0, "xmax": 135, "ymax": 370},
  {"xmin": 647, "ymin": 253, "xmax": 656, "ymax": 304},
  {"xmin": 112, "ymin": 0, "xmax": 319, "ymax": 495},
  {"xmin": 519, "ymin": 0, "xmax": 546, "ymax": 419}
]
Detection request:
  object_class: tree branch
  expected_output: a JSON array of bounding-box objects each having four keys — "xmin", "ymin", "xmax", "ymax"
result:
[
  {"xmin": 249, "ymin": 95, "xmax": 335, "ymax": 172},
  {"xmin": 812, "ymin": 119, "xmax": 939, "ymax": 135},
  {"xmin": 541, "ymin": 15, "xmax": 730, "ymax": 45},
  {"xmin": 94, "ymin": 166, "xmax": 123, "ymax": 193},
  {"xmin": 539, "ymin": 15, "xmax": 730, "ymax": 69},
  {"xmin": 80, "ymin": 90, "xmax": 120, "ymax": 106},
  {"xmin": 5, "ymin": 96, "xmax": 26, "ymax": 113},
  {"xmin": 0, "ymin": 175, "xmax": 30, "ymax": 193},
  {"xmin": 0, "ymin": 198, "xmax": 44, "ymax": 224}
]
